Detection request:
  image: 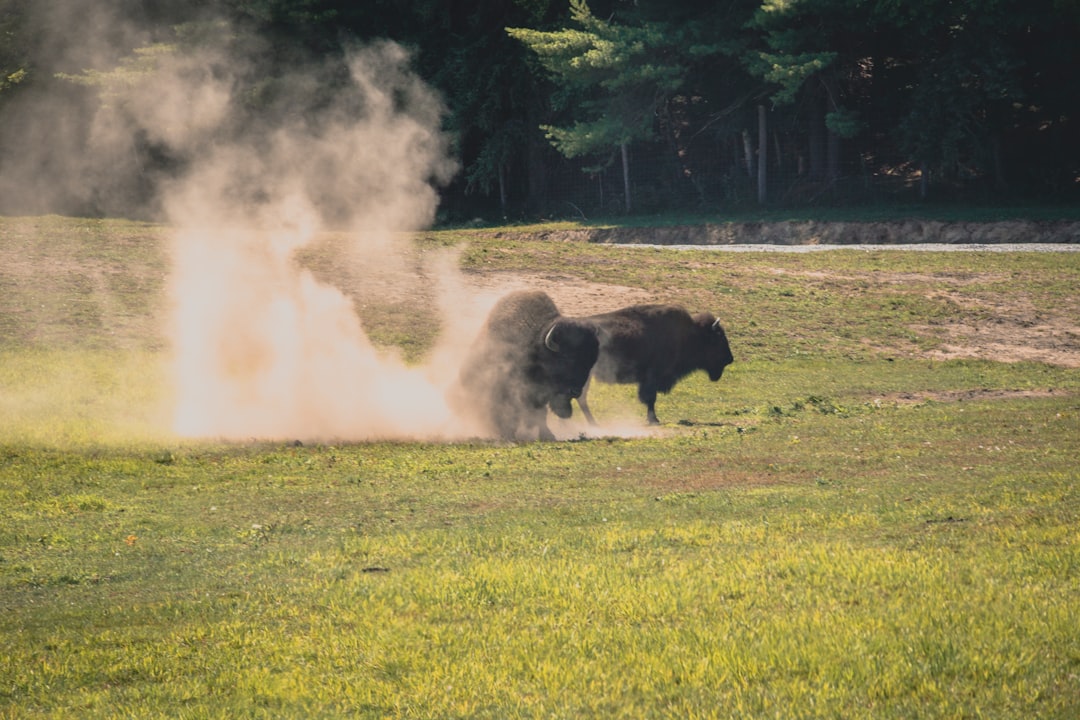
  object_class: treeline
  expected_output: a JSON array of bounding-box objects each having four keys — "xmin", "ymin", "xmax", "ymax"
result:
[{"xmin": 1, "ymin": 0, "xmax": 1078, "ymax": 221}]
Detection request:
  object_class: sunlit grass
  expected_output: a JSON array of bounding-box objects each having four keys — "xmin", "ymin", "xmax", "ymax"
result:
[
  {"xmin": 2, "ymin": 384, "xmax": 1077, "ymax": 717},
  {"xmin": 0, "ymin": 215, "xmax": 1078, "ymax": 717},
  {"xmin": 0, "ymin": 349, "xmax": 172, "ymax": 446}
]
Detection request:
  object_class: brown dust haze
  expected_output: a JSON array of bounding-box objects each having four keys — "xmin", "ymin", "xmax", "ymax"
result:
[
  {"xmin": 2, "ymin": 5, "xmax": 527, "ymax": 442},
  {"xmin": 161, "ymin": 41, "xmax": 471, "ymax": 441}
]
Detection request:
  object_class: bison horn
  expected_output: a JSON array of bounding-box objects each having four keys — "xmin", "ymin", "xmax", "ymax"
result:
[
  {"xmin": 712, "ymin": 318, "xmax": 723, "ymax": 333},
  {"xmin": 544, "ymin": 324, "xmax": 560, "ymax": 352}
]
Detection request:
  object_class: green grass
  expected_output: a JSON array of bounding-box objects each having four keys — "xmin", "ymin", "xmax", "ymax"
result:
[
  {"xmin": 2, "ymin": 394, "xmax": 1077, "ymax": 717},
  {"xmin": 454, "ymin": 238, "xmax": 1078, "ymax": 364},
  {"xmin": 1, "ymin": 215, "xmax": 1078, "ymax": 718}
]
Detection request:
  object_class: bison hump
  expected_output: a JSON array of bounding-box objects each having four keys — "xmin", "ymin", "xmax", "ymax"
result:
[{"xmin": 484, "ymin": 290, "xmax": 562, "ymax": 342}]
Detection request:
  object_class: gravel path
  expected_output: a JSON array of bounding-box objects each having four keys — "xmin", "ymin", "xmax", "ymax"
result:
[{"xmin": 627, "ymin": 243, "xmax": 1080, "ymax": 252}]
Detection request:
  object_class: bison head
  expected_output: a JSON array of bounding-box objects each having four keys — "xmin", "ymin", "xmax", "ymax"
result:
[
  {"xmin": 694, "ymin": 313, "xmax": 734, "ymax": 381},
  {"xmin": 540, "ymin": 319, "xmax": 599, "ymax": 417}
]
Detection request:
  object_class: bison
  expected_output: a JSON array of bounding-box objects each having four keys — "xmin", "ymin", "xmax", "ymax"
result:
[
  {"xmin": 577, "ymin": 304, "xmax": 733, "ymax": 425},
  {"xmin": 452, "ymin": 290, "xmax": 599, "ymax": 441}
]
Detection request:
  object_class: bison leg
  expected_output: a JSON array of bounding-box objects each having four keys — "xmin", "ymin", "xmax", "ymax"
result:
[
  {"xmin": 537, "ymin": 422, "xmax": 557, "ymax": 442},
  {"xmin": 638, "ymin": 384, "xmax": 661, "ymax": 425},
  {"xmin": 523, "ymin": 405, "xmax": 558, "ymax": 441},
  {"xmin": 577, "ymin": 376, "xmax": 598, "ymax": 426}
]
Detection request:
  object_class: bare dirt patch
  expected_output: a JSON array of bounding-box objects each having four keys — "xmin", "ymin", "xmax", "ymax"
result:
[
  {"xmin": 874, "ymin": 388, "xmax": 1064, "ymax": 405},
  {"xmin": 303, "ymin": 235, "xmax": 654, "ymax": 317},
  {"xmin": 914, "ymin": 290, "xmax": 1080, "ymax": 367},
  {"xmin": 460, "ymin": 270, "xmax": 654, "ymax": 316},
  {"xmin": 333, "ymin": 254, "xmax": 1080, "ymax": 369},
  {"xmin": 474, "ymin": 221, "xmax": 1079, "ymax": 367},
  {"xmin": 477, "ymin": 265, "xmax": 1080, "ymax": 369},
  {"xmin": 7, "ymin": 217, "xmax": 1075, "ymax": 369},
  {"xmin": 926, "ymin": 336, "xmax": 1080, "ymax": 367}
]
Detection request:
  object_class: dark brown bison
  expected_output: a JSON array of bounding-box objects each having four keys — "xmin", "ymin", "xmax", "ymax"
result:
[
  {"xmin": 452, "ymin": 290, "xmax": 599, "ymax": 441},
  {"xmin": 577, "ymin": 304, "xmax": 733, "ymax": 425}
]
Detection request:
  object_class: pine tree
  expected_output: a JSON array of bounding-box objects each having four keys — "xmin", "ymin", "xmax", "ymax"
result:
[{"xmin": 508, "ymin": 0, "xmax": 690, "ymax": 212}]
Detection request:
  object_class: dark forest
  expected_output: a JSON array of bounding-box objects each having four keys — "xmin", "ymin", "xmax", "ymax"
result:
[{"xmin": 1, "ymin": 0, "xmax": 1077, "ymax": 221}]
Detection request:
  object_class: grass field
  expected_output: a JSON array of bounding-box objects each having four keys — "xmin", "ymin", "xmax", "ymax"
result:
[{"xmin": 1, "ymin": 215, "xmax": 1078, "ymax": 718}]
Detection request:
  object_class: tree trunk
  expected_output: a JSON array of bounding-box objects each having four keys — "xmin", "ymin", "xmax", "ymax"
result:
[
  {"xmin": 742, "ymin": 129, "xmax": 754, "ymax": 177},
  {"xmin": 497, "ymin": 162, "xmax": 507, "ymax": 218},
  {"xmin": 525, "ymin": 101, "xmax": 549, "ymax": 214},
  {"xmin": 827, "ymin": 128, "xmax": 840, "ymax": 182},
  {"xmin": 620, "ymin": 142, "xmax": 631, "ymax": 213},
  {"xmin": 757, "ymin": 104, "xmax": 767, "ymax": 204},
  {"xmin": 992, "ymin": 134, "xmax": 1007, "ymax": 191},
  {"xmin": 823, "ymin": 75, "xmax": 840, "ymax": 182},
  {"xmin": 808, "ymin": 96, "xmax": 825, "ymax": 181}
]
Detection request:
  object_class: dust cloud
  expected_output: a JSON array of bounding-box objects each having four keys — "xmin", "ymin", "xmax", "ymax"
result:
[
  {"xmin": 158, "ymin": 40, "xmax": 471, "ymax": 441},
  {"xmin": 2, "ymin": 3, "xmax": 509, "ymax": 442},
  {"xmin": 1, "ymin": 5, "xmax": 636, "ymax": 443}
]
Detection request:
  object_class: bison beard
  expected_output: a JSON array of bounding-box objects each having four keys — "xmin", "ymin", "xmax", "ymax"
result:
[
  {"xmin": 577, "ymin": 304, "xmax": 734, "ymax": 425},
  {"xmin": 450, "ymin": 290, "xmax": 599, "ymax": 441}
]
